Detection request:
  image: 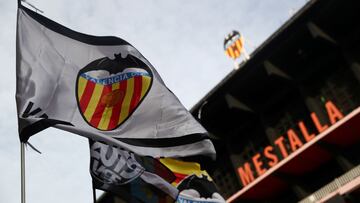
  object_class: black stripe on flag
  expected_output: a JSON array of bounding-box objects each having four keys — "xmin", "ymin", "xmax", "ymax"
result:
[
  {"xmin": 19, "ymin": 118, "xmax": 73, "ymax": 142},
  {"xmin": 20, "ymin": 5, "xmax": 130, "ymax": 46},
  {"xmin": 116, "ymin": 133, "xmax": 210, "ymax": 148}
]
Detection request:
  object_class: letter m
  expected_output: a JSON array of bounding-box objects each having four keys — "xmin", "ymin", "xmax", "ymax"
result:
[{"xmin": 238, "ymin": 162, "xmax": 255, "ymax": 187}]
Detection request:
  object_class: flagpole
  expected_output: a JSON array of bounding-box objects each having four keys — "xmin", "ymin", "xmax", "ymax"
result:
[
  {"xmin": 92, "ymin": 184, "xmax": 97, "ymax": 203},
  {"xmin": 20, "ymin": 142, "xmax": 26, "ymax": 203}
]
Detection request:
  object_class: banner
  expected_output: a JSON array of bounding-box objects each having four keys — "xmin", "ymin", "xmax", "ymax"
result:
[
  {"xmin": 16, "ymin": 4, "xmax": 215, "ymax": 158},
  {"xmin": 89, "ymin": 140, "xmax": 178, "ymax": 202}
]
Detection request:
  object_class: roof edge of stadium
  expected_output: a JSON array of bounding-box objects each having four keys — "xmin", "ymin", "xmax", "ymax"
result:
[{"xmin": 190, "ymin": 0, "xmax": 319, "ymax": 113}]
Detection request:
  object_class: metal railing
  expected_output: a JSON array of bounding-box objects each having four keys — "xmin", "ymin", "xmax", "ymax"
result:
[{"xmin": 299, "ymin": 164, "xmax": 360, "ymax": 203}]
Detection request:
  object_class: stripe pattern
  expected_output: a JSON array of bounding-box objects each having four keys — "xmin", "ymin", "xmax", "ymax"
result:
[
  {"xmin": 77, "ymin": 70, "xmax": 152, "ymax": 131},
  {"xmin": 159, "ymin": 158, "xmax": 210, "ymax": 186},
  {"xmin": 225, "ymin": 36, "xmax": 244, "ymax": 59}
]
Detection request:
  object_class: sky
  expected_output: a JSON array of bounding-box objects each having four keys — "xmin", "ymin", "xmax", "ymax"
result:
[{"xmin": 0, "ymin": 0, "xmax": 306, "ymax": 202}]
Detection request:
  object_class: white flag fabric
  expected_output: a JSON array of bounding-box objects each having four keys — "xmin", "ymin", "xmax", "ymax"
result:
[
  {"xmin": 16, "ymin": 5, "xmax": 215, "ymax": 159},
  {"xmin": 89, "ymin": 140, "xmax": 179, "ymax": 201}
]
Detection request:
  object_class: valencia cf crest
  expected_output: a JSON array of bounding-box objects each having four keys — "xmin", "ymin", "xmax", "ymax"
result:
[
  {"xmin": 224, "ymin": 30, "xmax": 244, "ymax": 60},
  {"xmin": 76, "ymin": 53, "xmax": 153, "ymax": 131}
]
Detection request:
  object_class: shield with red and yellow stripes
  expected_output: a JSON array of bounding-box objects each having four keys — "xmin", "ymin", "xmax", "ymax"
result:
[
  {"xmin": 76, "ymin": 54, "xmax": 153, "ymax": 131},
  {"xmin": 224, "ymin": 30, "xmax": 244, "ymax": 60}
]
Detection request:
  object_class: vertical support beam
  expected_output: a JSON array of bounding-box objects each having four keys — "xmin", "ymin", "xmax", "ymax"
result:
[
  {"xmin": 335, "ymin": 155, "xmax": 355, "ymax": 172},
  {"xmin": 342, "ymin": 48, "xmax": 360, "ymax": 83},
  {"xmin": 349, "ymin": 62, "xmax": 360, "ymax": 83},
  {"xmin": 21, "ymin": 142, "xmax": 26, "ymax": 203},
  {"xmin": 303, "ymin": 96, "xmax": 329, "ymax": 126},
  {"xmin": 292, "ymin": 185, "xmax": 309, "ymax": 199}
]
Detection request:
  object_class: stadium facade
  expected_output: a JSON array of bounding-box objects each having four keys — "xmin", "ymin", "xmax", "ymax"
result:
[
  {"xmin": 98, "ymin": 0, "xmax": 360, "ymax": 202},
  {"xmin": 191, "ymin": 0, "xmax": 360, "ymax": 202}
]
